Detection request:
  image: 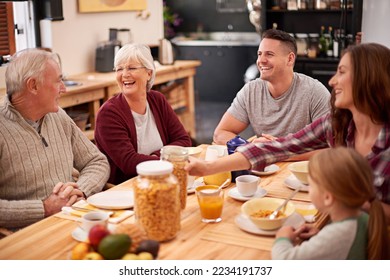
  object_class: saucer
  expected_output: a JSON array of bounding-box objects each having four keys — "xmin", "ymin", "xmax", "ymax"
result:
[
  {"xmin": 71, "ymin": 224, "xmax": 116, "ymax": 242},
  {"xmin": 284, "ymin": 174, "xmax": 309, "ymax": 192},
  {"xmin": 228, "ymin": 187, "xmax": 267, "ymax": 201},
  {"xmin": 251, "ymin": 164, "xmax": 280, "ymax": 176},
  {"xmin": 234, "ymin": 212, "xmax": 305, "ymax": 236}
]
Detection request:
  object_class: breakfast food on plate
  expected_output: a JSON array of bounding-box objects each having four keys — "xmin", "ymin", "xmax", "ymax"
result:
[{"xmin": 250, "ymin": 209, "xmax": 286, "ymax": 219}]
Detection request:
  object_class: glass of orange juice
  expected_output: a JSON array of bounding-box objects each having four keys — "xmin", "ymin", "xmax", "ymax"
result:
[{"xmin": 195, "ymin": 185, "xmax": 224, "ymax": 223}]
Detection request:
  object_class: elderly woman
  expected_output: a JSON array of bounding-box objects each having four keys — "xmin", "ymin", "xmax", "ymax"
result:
[
  {"xmin": 186, "ymin": 43, "xmax": 390, "ymax": 222},
  {"xmin": 95, "ymin": 43, "xmax": 191, "ymax": 184}
]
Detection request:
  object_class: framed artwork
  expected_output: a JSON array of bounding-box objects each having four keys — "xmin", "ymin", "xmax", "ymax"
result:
[{"xmin": 78, "ymin": 0, "xmax": 146, "ymax": 13}]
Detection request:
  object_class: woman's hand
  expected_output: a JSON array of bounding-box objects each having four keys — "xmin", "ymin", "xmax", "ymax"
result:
[
  {"xmin": 185, "ymin": 156, "xmax": 211, "ymax": 177},
  {"xmin": 251, "ymin": 133, "xmax": 277, "ymax": 143}
]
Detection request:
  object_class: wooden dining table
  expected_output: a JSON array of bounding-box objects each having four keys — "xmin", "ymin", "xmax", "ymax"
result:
[{"xmin": 0, "ymin": 145, "xmax": 328, "ymax": 260}]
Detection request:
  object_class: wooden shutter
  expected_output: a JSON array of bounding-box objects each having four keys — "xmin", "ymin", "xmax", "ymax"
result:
[{"xmin": 0, "ymin": 2, "xmax": 16, "ymax": 56}]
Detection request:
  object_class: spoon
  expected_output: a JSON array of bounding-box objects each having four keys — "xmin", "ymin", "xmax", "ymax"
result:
[
  {"xmin": 218, "ymin": 178, "xmax": 231, "ymax": 191},
  {"xmin": 268, "ymin": 187, "xmax": 301, "ymax": 220}
]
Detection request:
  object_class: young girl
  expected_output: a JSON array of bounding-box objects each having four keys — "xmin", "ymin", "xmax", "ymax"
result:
[{"xmin": 272, "ymin": 147, "xmax": 389, "ymax": 259}]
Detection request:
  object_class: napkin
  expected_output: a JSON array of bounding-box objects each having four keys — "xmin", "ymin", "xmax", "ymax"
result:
[
  {"xmin": 60, "ymin": 200, "xmax": 134, "ymax": 224},
  {"xmin": 294, "ymin": 203, "xmax": 318, "ymax": 223}
]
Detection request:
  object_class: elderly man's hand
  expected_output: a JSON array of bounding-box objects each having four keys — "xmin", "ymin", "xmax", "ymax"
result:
[{"xmin": 43, "ymin": 182, "xmax": 85, "ymax": 217}]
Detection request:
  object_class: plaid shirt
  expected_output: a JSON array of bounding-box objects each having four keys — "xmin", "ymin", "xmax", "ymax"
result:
[{"xmin": 237, "ymin": 114, "xmax": 390, "ymax": 203}]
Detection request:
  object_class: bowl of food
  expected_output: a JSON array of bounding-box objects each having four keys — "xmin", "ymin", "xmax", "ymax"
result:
[
  {"xmin": 186, "ymin": 146, "xmax": 203, "ymax": 158},
  {"xmin": 288, "ymin": 161, "xmax": 309, "ymax": 185},
  {"xmin": 241, "ymin": 197, "xmax": 295, "ymax": 230}
]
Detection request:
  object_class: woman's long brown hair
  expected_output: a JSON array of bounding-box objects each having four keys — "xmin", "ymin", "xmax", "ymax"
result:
[
  {"xmin": 330, "ymin": 43, "xmax": 390, "ymax": 145},
  {"xmin": 309, "ymin": 147, "xmax": 389, "ymax": 259}
]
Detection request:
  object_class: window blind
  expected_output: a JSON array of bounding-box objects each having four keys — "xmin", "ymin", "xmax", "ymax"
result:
[{"xmin": 0, "ymin": 2, "xmax": 16, "ymax": 56}]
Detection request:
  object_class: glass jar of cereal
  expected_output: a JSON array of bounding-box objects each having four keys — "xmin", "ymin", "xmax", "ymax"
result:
[
  {"xmin": 160, "ymin": 145, "xmax": 188, "ymax": 209},
  {"xmin": 135, "ymin": 160, "xmax": 180, "ymax": 242}
]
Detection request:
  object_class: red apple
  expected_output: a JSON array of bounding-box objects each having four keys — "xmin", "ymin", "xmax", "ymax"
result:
[{"xmin": 88, "ymin": 224, "xmax": 110, "ymax": 248}]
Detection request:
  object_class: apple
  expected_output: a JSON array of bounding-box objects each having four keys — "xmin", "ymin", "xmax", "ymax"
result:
[{"xmin": 88, "ymin": 224, "xmax": 110, "ymax": 248}]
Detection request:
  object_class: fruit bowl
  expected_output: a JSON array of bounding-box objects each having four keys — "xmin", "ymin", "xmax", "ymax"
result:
[
  {"xmin": 288, "ymin": 161, "xmax": 309, "ymax": 185},
  {"xmin": 241, "ymin": 197, "xmax": 295, "ymax": 230}
]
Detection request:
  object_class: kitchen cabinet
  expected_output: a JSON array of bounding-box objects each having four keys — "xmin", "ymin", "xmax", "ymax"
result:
[
  {"xmin": 176, "ymin": 45, "xmax": 258, "ymax": 102},
  {"xmin": 295, "ymin": 57, "xmax": 339, "ymax": 91}
]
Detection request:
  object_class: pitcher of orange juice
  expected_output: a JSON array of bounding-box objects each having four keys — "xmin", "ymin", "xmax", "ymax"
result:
[{"xmin": 203, "ymin": 145, "xmax": 231, "ymax": 185}]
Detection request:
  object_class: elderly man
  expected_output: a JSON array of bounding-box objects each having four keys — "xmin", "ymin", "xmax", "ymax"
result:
[
  {"xmin": 213, "ymin": 29, "xmax": 330, "ymax": 148},
  {"xmin": 0, "ymin": 49, "xmax": 109, "ymax": 231}
]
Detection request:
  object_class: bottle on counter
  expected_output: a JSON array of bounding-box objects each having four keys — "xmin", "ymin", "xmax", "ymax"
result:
[
  {"xmin": 333, "ymin": 28, "xmax": 342, "ymax": 58},
  {"xmin": 308, "ymin": 33, "xmax": 319, "ymax": 58},
  {"xmin": 326, "ymin": 26, "xmax": 334, "ymax": 57},
  {"xmin": 134, "ymin": 160, "xmax": 181, "ymax": 242},
  {"xmin": 318, "ymin": 25, "xmax": 328, "ymax": 57}
]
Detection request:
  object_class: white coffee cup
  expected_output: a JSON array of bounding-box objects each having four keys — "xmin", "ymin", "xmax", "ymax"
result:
[
  {"xmin": 77, "ymin": 211, "xmax": 109, "ymax": 233},
  {"xmin": 236, "ymin": 175, "xmax": 260, "ymax": 197},
  {"xmin": 205, "ymin": 145, "xmax": 228, "ymax": 161}
]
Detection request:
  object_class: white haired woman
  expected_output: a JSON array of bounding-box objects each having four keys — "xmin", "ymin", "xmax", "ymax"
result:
[{"xmin": 95, "ymin": 43, "xmax": 191, "ymax": 184}]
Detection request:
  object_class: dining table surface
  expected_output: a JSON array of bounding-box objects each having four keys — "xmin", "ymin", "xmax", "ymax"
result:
[{"xmin": 0, "ymin": 144, "xmax": 328, "ymax": 260}]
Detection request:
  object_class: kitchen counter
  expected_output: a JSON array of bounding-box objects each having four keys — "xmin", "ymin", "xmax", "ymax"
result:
[{"xmin": 172, "ymin": 32, "xmax": 260, "ymax": 47}]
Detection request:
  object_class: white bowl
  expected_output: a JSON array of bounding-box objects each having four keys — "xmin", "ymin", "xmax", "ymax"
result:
[
  {"xmin": 186, "ymin": 146, "xmax": 202, "ymax": 158},
  {"xmin": 288, "ymin": 161, "xmax": 309, "ymax": 185},
  {"xmin": 241, "ymin": 197, "xmax": 295, "ymax": 230}
]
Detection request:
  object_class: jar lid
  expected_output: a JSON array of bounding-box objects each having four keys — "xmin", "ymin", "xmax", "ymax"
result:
[
  {"xmin": 160, "ymin": 145, "xmax": 188, "ymax": 161},
  {"xmin": 136, "ymin": 160, "xmax": 173, "ymax": 176},
  {"xmin": 160, "ymin": 145, "xmax": 188, "ymax": 156}
]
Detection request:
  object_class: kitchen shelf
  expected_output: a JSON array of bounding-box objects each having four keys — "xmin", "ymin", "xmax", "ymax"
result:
[
  {"xmin": 266, "ymin": 9, "xmax": 353, "ymax": 13},
  {"xmin": 262, "ymin": 0, "xmax": 361, "ymax": 35}
]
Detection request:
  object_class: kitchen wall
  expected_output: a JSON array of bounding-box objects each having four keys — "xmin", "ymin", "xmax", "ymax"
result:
[
  {"xmin": 165, "ymin": 0, "xmax": 256, "ymax": 34},
  {"xmin": 361, "ymin": 0, "xmax": 390, "ymax": 47},
  {"xmin": 52, "ymin": 0, "xmax": 163, "ymax": 77},
  {"xmin": 0, "ymin": 0, "xmax": 163, "ymax": 88}
]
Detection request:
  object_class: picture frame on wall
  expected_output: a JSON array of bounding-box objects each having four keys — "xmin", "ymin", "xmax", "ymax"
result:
[{"xmin": 78, "ymin": 0, "xmax": 146, "ymax": 13}]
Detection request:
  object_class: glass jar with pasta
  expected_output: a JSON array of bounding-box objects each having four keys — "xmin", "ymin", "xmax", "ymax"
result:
[
  {"xmin": 135, "ymin": 160, "xmax": 181, "ymax": 242},
  {"xmin": 160, "ymin": 145, "xmax": 188, "ymax": 209}
]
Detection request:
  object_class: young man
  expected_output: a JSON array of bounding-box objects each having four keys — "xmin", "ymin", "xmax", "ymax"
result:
[
  {"xmin": 213, "ymin": 29, "xmax": 330, "ymax": 146},
  {"xmin": 0, "ymin": 49, "xmax": 109, "ymax": 231}
]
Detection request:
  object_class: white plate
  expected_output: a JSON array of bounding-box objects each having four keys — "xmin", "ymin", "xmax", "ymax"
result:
[
  {"xmin": 228, "ymin": 187, "xmax": 267, "ymax": 201},
  {"xmin": 284, "ymin": 174, "xmax": 309, "ymax": 192},
  {"xmin": 71, "ymin": 224, "xmax": 116, "ymax": 242},
  {"xmin": 87, "ymin": 190, "xmax": 134, "ymax": 210},
  {"xmin": 235, "ymin": 212, "xmax": 305, "ymax": 236},
  {"xmin": 251, "ymin": 164, "xmax": 280, "ymax": 176}
]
